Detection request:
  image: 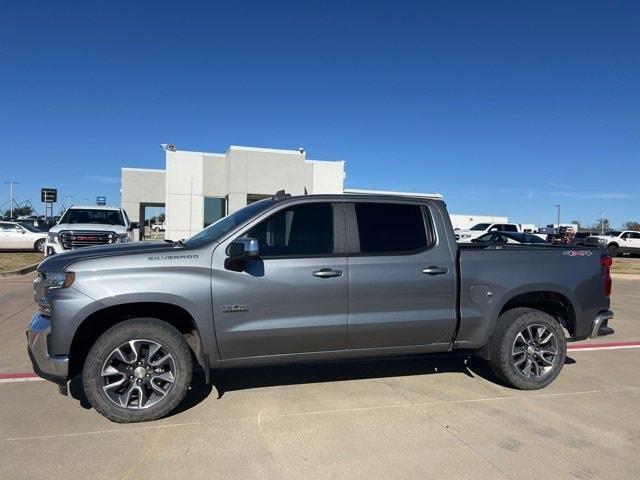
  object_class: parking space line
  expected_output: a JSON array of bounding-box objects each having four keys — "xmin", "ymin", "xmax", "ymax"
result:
[
  {"xmin": 568, "ymin": 341, "xmax": 640, "ymax": 352},
  {"xmin": 0, "ymin": 373, "xmax": 42, "ymax": 384}
]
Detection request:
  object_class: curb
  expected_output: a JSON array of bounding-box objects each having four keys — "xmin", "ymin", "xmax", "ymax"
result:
[{"xmin": 0, "ymin": 262, "xmax": 40, "ymax": 278}]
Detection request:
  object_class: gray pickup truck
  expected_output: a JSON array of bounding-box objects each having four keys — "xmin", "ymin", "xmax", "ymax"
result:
[{"xmin": 28, "ymin": 192, "xmax": 614, "ymax": 422}]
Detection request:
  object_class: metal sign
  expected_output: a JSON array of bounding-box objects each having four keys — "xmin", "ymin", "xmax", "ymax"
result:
[
  {"xmin": 96, "ymin": 196, "xmax": 106, "ymax": 206},
  {"xmin": 41, "ymin": 188, "xmax": 57, "ymax": 203}
]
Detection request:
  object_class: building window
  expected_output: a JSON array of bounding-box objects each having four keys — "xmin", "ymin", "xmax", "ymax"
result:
[{"xmin": 204, "ymin": 197, "xmax": 227, "ymax": 228}]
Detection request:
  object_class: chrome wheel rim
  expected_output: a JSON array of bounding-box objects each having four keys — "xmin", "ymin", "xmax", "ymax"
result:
[
  {"xmin": 511, "ymin": 324, "xmax": 559, "ymax": 379},
  {"xmin": 101, "ymin": 339, "xmax": 176, "ymax": 410}
]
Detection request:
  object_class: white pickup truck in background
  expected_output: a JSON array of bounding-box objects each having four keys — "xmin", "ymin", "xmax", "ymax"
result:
[
  {"xmin": 455, "ymin": 222, "xmax": 523, "ymax": 242},
  {"xmin": 583, "ymin": 230, "xmax": 640, "ymax": 257}
]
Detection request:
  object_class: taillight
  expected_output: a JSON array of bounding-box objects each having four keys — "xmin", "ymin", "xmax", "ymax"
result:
[{"xmin": 601, "ymin": 255, "xmax": 612, "ymax": 297}]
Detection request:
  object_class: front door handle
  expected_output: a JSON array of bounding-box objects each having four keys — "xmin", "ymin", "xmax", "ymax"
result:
[
  {"xmin": 422, "ymin": 266, "xmax": 448, "ymax": 275},
  {"xmin": 313, "ymin": 268, "xmax": 343, "ymax": 278}
]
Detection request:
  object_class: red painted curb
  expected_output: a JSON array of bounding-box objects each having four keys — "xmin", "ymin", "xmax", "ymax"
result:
[
  {"xmin": 0, "ymin": 372, "xmax": 37, "ymax": 380},
  {"xmin": 568, "ymin": 340, "xmax": 640, "ymax": 350}
]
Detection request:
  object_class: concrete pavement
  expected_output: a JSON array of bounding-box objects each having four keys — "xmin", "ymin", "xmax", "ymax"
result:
[{"xmin": 0, "ymin": 274, "xmax": 638, "ymax": 479}]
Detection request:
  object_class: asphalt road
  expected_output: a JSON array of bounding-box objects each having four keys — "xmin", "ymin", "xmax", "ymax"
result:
[{"xmin": 1, "ymin": 274, "xmax": 639, "ymax": 479}]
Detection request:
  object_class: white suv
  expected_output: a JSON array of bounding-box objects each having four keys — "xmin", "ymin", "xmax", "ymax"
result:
[
  {"xmin": 584, "ymin": 231, "xmax": 640, "ymax": 257},
  {"xmin": 45, "ymin": 205, "xmax": 138, "ymax": 256}
]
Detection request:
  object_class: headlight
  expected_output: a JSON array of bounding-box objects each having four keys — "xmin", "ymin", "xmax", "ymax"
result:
[
  {"xmin": 42, "ymin": 271, "xmax": 75, "ymax": 289},
  {"xmin": 461, "ymin": 234, "xmax": 471, "ymax": 239},
  {"xmin": 598, "ymin": 238, "xmax": 607, "ymax": 244},
  {"xmin": 33, "ymin": 271, "xmax": 75, "ymax": 316},
  {"xmin": 117, "ymin": 233, "xmax": 128, "ymax": 242},
  {"xmin": 47, "ymin": 232, "xmax": 58, "ymax": 244}
]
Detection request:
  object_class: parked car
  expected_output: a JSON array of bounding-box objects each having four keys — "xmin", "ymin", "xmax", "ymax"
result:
[
  {"xmin": 455, "ymin": 222, "xmax": 522, "ymax": 242},
  {"xmin": 0, "ymin": 221, "xmax": 47, "ymax": 252},
  {"xmin": 472, "ymin": 232, "xmax": 550, "ymax": 245},
  {"xmin": 28, "ymin": 192, "xmax": 614, "ymax": 422},
  {"xmin": 45, "ymin": 205, "xmax": 138, "ymax": 256},
  {"xmin": 151, "ymin": 222, "xmax": 165, "ymax": 232},
  {"xmin": 584, "ymin": 231, "xmax": 640, "ymax": 257}
]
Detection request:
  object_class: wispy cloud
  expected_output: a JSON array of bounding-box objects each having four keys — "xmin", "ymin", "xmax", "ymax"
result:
[
  {"xmin": 86, "ymin": 175, "xmax": 120, "ymax": 185},
  {"xmin": 547, "ymin": 182, "xmax": 573, "ymax": 190}
]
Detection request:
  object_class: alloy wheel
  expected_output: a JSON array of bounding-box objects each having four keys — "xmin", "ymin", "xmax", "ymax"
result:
[
  {"xmin": 100, "ymin": 339, "xmax": 176, "ymax": 409},
  {"xmin": 511, "ymin": 324, "xmax": 559, "ymax": 379}
]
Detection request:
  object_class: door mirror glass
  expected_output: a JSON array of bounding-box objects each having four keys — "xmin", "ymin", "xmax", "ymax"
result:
[
  {"xmin": 227, "ymin": 237, "xmax": 260, "ymax": 259},
  {"xmin": 225, "ymin": 238, "xmax": 259, "ymax": 271}
]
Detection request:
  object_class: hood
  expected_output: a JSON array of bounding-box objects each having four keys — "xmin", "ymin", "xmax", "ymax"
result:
[
  {"xmin": 39, "ymin": 240, "xmax": 188, "ymax": 272},
  {"xmin": 49, "ymin": 223, "xmax": 128, "ymax": 234}
]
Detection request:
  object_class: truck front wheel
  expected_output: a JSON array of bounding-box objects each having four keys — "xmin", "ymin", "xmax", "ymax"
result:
[
  {"xmin": 488, "ymin": 308, "xmax": 566, "ymax": 390},
  {"xmin": 82, "ymin": 318, "xmax": 193, "ymax": 423}
]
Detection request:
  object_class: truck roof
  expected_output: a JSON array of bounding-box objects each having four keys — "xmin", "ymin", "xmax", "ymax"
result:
[{"xmin": 67, "ymin": 205, "xmax": 122, "ymax": 211}]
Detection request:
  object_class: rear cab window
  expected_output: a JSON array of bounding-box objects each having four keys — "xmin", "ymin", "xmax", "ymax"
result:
[{"xmin": 351, "ymin": 202, "xmax": 433, "ymax": 255}]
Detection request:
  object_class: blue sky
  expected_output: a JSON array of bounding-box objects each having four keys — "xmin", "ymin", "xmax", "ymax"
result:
[{"xmin": 1, "ymin": 1, "xmax": 638, "ymax": 227}]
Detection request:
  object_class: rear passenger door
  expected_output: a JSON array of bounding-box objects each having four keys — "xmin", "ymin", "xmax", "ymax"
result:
[{"xmin": 345, "ymin": 201, "xmax": 457, "ymax": 349}]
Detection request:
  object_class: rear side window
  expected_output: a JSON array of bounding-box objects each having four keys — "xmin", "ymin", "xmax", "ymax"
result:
[
  {"xmin": 354, "ymin": 203, "xmax": 429, "ymax": 254},
  {"xmin": 246, "ymin": 203, "xmax": 334, "ymax": 257}
]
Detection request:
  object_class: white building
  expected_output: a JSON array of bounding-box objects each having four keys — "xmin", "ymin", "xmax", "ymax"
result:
[{"xmin": 121, "ymin": 145, "xmax": 345, "ymax": 240}]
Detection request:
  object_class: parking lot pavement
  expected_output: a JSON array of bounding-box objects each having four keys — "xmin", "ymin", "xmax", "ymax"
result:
[{"xmin": 1, "ymin": 275, "xmax": 639, "ymax": 479}]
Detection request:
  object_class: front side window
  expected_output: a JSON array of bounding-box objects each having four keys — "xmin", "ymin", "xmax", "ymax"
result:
[
  {"xmin": 246, "ymin": 203, "xmax": 334, "ymax": 257},
  {"xmin": 503, "ymin": 224, "xmax": 518, "ymax": 232},
  {"xmin": 354, "ymin": 203, "xmax": 429, "ymax": 254},
  {"xmin": 470, "ymin": 223, "xmax": 491, "ymax": 231}
]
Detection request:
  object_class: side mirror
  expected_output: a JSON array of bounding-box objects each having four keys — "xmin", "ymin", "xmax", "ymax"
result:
[
  {"xmin": 129, "ymin": 222, "xmax": 140, "ymax": 230},
  {"xmin": 225, "ymin": 238, "xmax": 259, "ymax": 271}
]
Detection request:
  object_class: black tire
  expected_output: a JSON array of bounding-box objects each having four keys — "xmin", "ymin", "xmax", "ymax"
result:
[
  {"xmin": 83, "ymin": 318, "xmax": 192, "ymax": 423},
  {"xmin": 34, "ymin": 238, "xmax": 45, "ymax": 253},
  {"xmin": 488, "ymin": 308, "xmax": 566, "ymax": 390},
  {"xmin": 607, "ymin": 244, "xmax": 619, "ymax": 257}
]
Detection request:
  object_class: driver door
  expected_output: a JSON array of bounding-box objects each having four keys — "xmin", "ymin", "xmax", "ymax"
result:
[{"xmin": 211, "ymin": 201, "xmax": 348, "ymax": 360}]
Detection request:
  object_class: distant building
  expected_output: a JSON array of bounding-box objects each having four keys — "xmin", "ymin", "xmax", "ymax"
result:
[{"xmin": 449, "ymin": 214, "xmax": 509, "ymax": 230}]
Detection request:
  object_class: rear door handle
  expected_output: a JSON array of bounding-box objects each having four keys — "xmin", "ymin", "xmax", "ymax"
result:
[
  {"xmin": 422, "ymin": 266, "xmax": 448, "ymax": 275},
  {"xmin": 313, "ymin": 268, "xmax": 343, "ymax": 278}
]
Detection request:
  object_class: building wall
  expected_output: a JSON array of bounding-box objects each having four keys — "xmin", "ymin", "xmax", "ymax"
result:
[
  {"xmin": 122, "ymin": 146, "xmax": 345, "ymax": 241},
  {"xmin": 449, "ymin": 214, "xmax": 509, "ymax": 230},
  {"xmin": 120, "ymin": 168, "xmax": 166, "ymax": 222}
]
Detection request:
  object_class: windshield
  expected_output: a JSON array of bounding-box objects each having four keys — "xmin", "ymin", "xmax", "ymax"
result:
[
  {"xmin": 17, "ymin": 222, "xmax": 42, "ymax": 233},
  {"xmin": 470, "ymin": 223, "xmax": 491, "ymax": 231},
  {"xmin": 184, "ymin": 199, "xmax": 277, "ymax": 247},
  {"xmin": 60, "ymin": 209, "xmax": 124, "ymax": 226}
]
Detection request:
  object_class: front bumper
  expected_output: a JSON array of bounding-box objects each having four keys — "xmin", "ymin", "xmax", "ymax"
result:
[
  {"xmin": 27, "ymin": 313, "xmax": 69, "ymax": 384},
  {"xmin": 590, "ymin": 309, "xmax": 614, "ymax": 339}
]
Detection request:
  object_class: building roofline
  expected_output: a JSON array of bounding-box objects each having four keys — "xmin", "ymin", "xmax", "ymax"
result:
[
  {"xmin": 122, "ymin": 167, "xmax": 166, "ymax": 173},
  {"xmin": 306, "ymin": 159, "xmax": 345, "ymax": 165},
  {"xmin": 227, "ymin": 145, "xmax": 305, "ymax": 155},
  {"xmin": 344, "ymin": 188, "xmax": 443, "ymax": 199}
]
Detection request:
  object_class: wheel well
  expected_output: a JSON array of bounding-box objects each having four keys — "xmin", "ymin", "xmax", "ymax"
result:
[
  {"xmin": 608, "ymin": 242, "xmax": 619, "ymax": 247},
  {"xmin": 68, "ymin": 302, "xmax": 203, "ymax": 378},
  {"xmin": 500, "ymin": 291, "xmax": 576, "ymax": 337}
]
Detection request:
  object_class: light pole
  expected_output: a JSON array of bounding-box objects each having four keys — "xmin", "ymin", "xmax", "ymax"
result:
[
  {"xmin": 600, "ymin": 211, "xmax": 605, "ymax": 234},
  {"xmin": 554, "ymin": 204, "xmax": 561, "ymax": 232},
  {"xmin": 4, "ymin": 181, "xmax": 18, "ymax": 219}
]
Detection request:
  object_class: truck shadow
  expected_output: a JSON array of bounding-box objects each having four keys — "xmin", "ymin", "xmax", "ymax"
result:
[{"xmin": 69, "ymin": 354, "xmax": 577, "ymax": 416}]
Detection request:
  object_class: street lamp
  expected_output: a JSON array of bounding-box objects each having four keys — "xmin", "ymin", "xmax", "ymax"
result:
[{"xmin": 554, "ymin": 204, "xmax": 561, "ymax": 232}]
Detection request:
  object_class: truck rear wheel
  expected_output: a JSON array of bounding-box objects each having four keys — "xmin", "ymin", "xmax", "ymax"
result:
[
  {"xmin": 82, "ymin": 318, "xmax": 192, "ymax": 423},
  {"xmin": 488, "ymin": 308, "xmax": 566, "ymax": 390}
]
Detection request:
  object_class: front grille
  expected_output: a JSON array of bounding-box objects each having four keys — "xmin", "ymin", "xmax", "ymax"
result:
[{"xmin": 59, "ymin": 230, "xmax": 116, "ymax": 250}]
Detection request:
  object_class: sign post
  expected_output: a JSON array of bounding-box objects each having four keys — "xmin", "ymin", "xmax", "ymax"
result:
[{"xmin": 40, "ymin": 188, "xmax": 57, "ymax": 221}]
